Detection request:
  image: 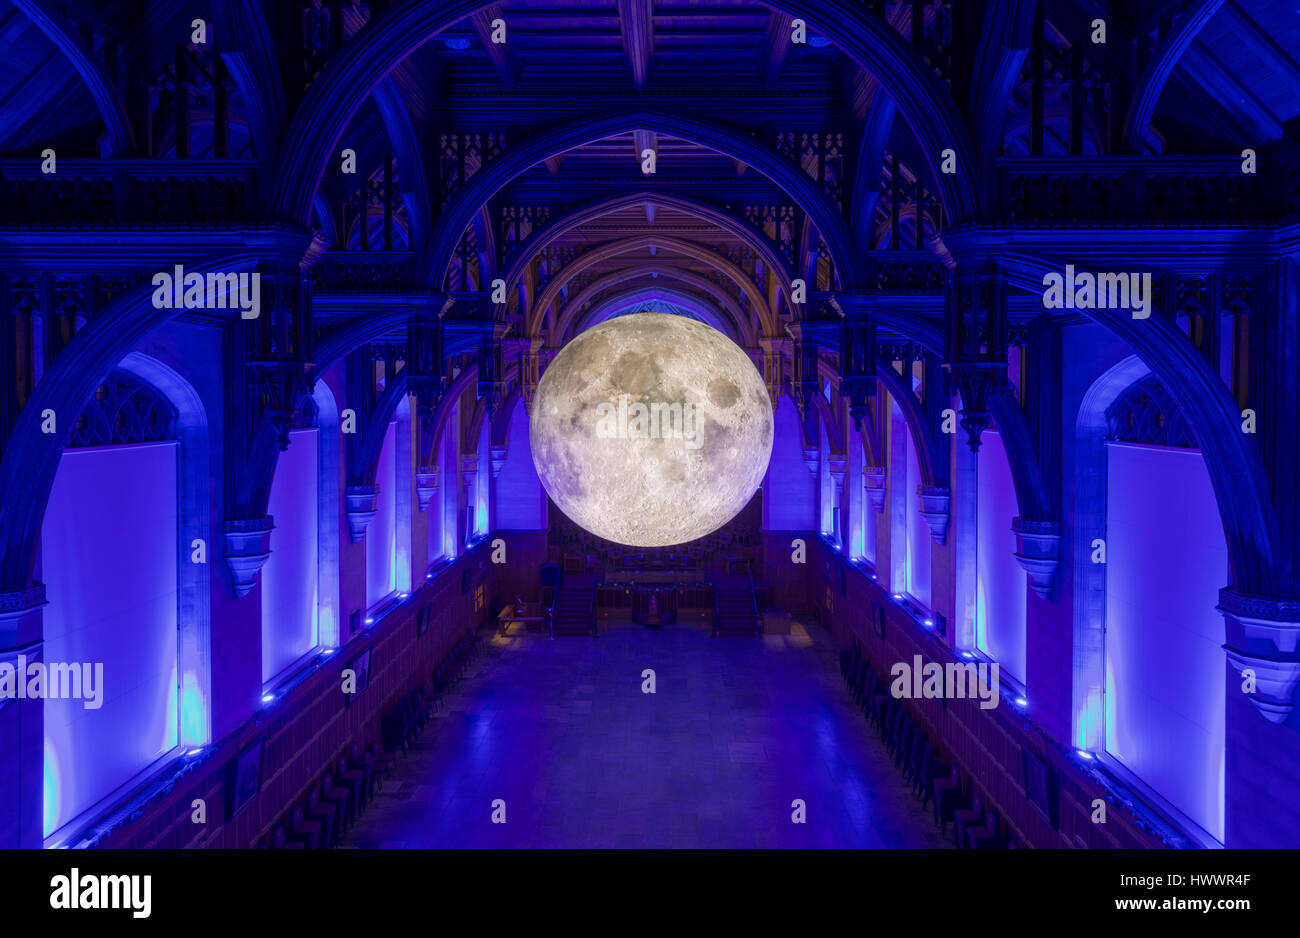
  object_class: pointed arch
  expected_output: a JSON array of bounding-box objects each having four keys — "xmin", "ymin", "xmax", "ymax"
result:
[
  {"xmin": 271, "ymin": 0, "xmax": 980, "ymax": 230},
  {"xmin": 497, "ymin": 190, "xmax": 798, "ymax": 311},
  {"xmin": 528, "ymin": 235, "xmax": 776, "ymax": 338}
]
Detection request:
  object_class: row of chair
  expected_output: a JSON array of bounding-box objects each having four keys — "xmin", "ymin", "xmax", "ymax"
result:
[
  {"xmin": 261, "ymin": 629, "xmax": 481, "ymax": 848},
  {"xmin": 840, "ymin": 640, "xmax": 1016, "ymax": 850},
  {"xmin": 263, "ymin": 742, "xmax": 394, "ymax": 849},
  {"xmin": 379, "ymin": 627, "xmax": 482, "ymax": 752}
]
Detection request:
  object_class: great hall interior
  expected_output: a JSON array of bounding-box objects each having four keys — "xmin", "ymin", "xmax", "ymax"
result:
[{"xmin": 1, "ymin": 0, "xmax": 1298, "ymax": 852}]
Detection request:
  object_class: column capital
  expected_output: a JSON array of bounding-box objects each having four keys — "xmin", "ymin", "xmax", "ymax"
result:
[
  {"xmin": 917, "ymin": 485, "xmax": 950, "ymax": 544},
  {"xmin": 415, "ymin": 466, "xmax": 440, "ymax": 512},
  {"xmin": 343, "ymin": 486, "xmax": 378, "ymax": 543},
  {"xmin": 1012, "ymin": 518, "xmax": 1061, "ymax": 599},
  {"xmin": 0, "ymin": 582, "xmax": 46, "ymax": 650},
  {"xmin": 1219, "ymin": 589, "xmax": 1300, "ymax": 724},
  {"xmin": 222, "ymin": 517, "xmax": 274, "ymax": 596}
]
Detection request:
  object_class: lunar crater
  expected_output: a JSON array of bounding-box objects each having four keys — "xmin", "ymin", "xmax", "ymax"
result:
[{"xmin": 529, "ymin": 312, "xmax": 774, "ymax": 547}]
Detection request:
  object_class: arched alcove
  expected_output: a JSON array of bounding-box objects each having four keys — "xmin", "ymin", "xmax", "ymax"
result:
[
  {"xmin": 40, "ymin": 351, "xmax": 210, "ymax": 843},
  {"xmin": 1074, "ymin": 356, "xmax": 1228, "ymax": 846}
]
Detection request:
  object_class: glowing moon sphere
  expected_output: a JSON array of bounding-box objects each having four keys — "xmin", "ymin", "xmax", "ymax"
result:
[{"xmin": 529, "ymin": 312, "xmax": 774, "ymax": 547}]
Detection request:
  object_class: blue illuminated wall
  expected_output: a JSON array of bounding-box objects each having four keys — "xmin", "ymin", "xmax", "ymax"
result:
[
  {"xmin": 261, "ymin": 428, "xmax": 320, "ymax": 683},
  {"xmin": 1105, "ymin": 441, "xmax": 1227, "ymax": 843},
  {"xmin": 41, "ymin": 442, "xmax": 180, "ymax": 839},
  {"xmin": 366, "ymin": 420, "xmax": 398, "ymax": 607},
  {"xmin": 494, "ymin": 398, "xmax": 546, "ymax": 529},
  {"xmin": 976, "ymin": 430, "xmax": 1027, "ymax": 682},
  {"xmin": 763, "ymin": 395, "xmax": 815, "ymax": 530}
]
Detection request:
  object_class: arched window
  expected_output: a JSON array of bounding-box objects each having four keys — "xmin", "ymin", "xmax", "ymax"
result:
[
  {"xmin": 1100, "ymin": 374, "xmax": 1225, "ymax": 843},
  {"xmin": 41, "ymin": 368, "xmax": 193, "ymax": 842}
]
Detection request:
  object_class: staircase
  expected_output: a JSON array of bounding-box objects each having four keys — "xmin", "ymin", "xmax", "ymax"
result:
[
  {"xmin": 551, "ymin": 573, "xmax": 596, "ymax": 637},
  {"xmin": 713, "ymin": 575, "xmax": 759, "ymax": 637}
]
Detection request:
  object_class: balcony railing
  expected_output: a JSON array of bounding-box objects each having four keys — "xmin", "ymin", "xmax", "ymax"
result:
[
  {"xmin": 996, "ymin": 156, "xmax": 1275, "ymax": 225},
  {"xmin": 0, "ymin": 159, "xmax": 260, "ymax": 226}
]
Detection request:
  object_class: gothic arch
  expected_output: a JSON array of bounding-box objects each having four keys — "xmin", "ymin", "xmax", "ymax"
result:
[
  {"xmin": 557, "ymin": 270, "xmax": 759, "ymax": 346},
  {"xmin": 422, "ymin": 110, "xmax": 855, "ymax": 292},
  {"xmin": 115, "ymin": 351, "xmax": 212, "ymax": 746},
  {"xmin": 874, "ymin": 360, "xmax": 944, "ymax": 488},
  {"xmin": 271, "ymin": 0, "xmax": 980, "ymax": 230},
  {"xmin": 418, "ymin": 364, "xmax": 479, "ymax": 467},
  {"xmin": 528, "ymin": 235, "xmax": 776, "ymax": 338},
  {"xmin": 999, "ymin": 253, "xmax": 1281, "ymax": 598},
  {"xmin": 986, "ymin": 388, "xmax": 1053, "ymax": 523},
  {"xmin": 0, "ymin": 250, "xmax": 269, "ymax": 592},
  {"xmin": 496, "ymin": 191, "xmax": 798, "ymax": 309},
  {"xmin": 11, "ymin": 0, "xmax": 137, "ymax": 156}
]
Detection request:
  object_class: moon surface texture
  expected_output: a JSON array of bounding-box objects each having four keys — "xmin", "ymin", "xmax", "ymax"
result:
[{"xmin": 529, "ymin": 312, "xmax": 774, "ymax": 547}]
